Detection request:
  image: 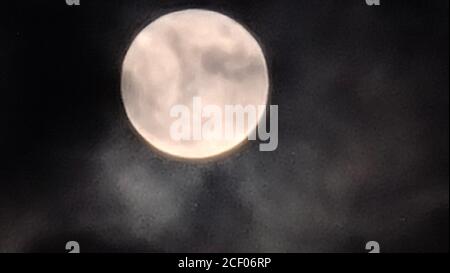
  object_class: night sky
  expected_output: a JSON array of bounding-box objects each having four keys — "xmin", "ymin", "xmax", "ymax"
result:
[{"xmin": 0, "ymin": 0, "xmax": 448, "ymax": 252}]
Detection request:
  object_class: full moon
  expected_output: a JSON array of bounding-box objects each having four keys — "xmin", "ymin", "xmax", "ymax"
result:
[{"xmin": 121, "ymin": 9, "xmax": 269, "ymax": 160}]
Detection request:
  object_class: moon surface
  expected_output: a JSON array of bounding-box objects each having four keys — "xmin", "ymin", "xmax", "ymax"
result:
[{"xmin": 121, "ymin": 9, "xmax": 269, "ymax": 160}]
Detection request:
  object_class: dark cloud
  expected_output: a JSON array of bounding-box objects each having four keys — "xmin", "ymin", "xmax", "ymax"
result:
[{"xmin": 201, "ymin": 45, "xmax": 265, "ymax": 81}]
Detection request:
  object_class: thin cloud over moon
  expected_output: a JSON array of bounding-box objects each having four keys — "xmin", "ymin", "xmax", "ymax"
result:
[{"xmin": 121, "ymin": 9, "xmax": 269, "ymax": 160}]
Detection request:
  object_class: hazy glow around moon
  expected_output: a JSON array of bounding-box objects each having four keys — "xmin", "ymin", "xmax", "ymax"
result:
[{"xmin": 121, "ymin": 9, "xmax": 269, "ymax": 160}]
